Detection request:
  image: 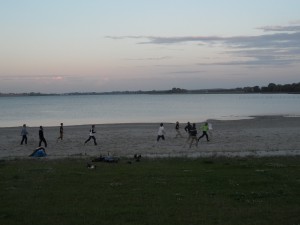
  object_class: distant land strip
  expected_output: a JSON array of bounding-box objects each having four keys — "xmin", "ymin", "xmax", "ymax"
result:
[{"xmin": 1, "ymin": 82, "xmax": 299, "ymax": 96}]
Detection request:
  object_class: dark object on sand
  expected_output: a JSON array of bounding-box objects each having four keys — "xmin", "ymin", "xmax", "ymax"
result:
[
  {"xmin": 134, "ymin": 154, "xmax": 142, "ymax": 162},
  {"xmin": 29, "ymin": 147, "xmax": 47, "ymax": 157},
  {"xmin": 87, "ymin": 163, "xmax": 96, "ymax": 169},
  {"xmin": 92, "ymin": 155, "xmax": 119, "ymax": 163}
]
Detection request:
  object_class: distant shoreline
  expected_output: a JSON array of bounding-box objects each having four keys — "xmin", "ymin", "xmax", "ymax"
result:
[
  {"xmin": 1, "ymin": 82, "xmax": 300, "ymax": 96},
  {"xmin": 1, "ymin": 92, "xmax": 300, "ymax": 97}
]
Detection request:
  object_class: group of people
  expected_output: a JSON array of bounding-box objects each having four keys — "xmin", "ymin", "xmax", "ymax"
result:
[
  {"xmin": 156, "ymin": 121, "xmax": 211, "ymax": 148},
  {"xmin": 20, "ymin": 123, "xmax": 99, "ymax": 148},
  {"xmin": 20, "ymin": 121, "xmax": 210, "ymax": 149},
  {"xmin": 21, "ymin": 124, "xmax": 49, "ymax": 147}
]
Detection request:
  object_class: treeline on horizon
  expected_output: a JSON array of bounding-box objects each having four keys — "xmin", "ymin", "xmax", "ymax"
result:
[{"xmin": 1, "ymin": 82, "xmax": 300, "ymax": 96}]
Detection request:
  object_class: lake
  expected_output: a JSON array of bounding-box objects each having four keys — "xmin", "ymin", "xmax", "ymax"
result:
[{"xmin": 0, "ymin": 94, "xmax": 299, "ymax": 127}]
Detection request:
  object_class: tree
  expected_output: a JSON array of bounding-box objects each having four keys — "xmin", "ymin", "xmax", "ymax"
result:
[
  {"xmin": 267, "ymin": 83, "xmax": 277, "ymax": 92},
  {"xmin": 253, "ymin": 86, "xmax": 260, "ymax": 93}
]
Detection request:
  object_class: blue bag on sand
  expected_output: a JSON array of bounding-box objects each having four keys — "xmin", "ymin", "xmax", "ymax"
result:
[{"xmin": 30, "ymin": 148, "xmax": 47, "ymax": 157}]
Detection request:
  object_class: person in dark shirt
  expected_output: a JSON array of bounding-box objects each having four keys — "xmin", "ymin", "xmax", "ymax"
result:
[
  {"xmin": 39, "ymin": 126, "xmax": 47, "ymax": 147},
  {"xmin": 184, "ymin": 122, "xmax": 192, "ymax": 133},
  {"xmin": 185, "ymin": 122, "xmax": 192, "ymax": 144},
  {"xmin": 189, "ymin": 123, "xmax": 198, "ymax": 148},
  {"xmin": 175, "ymin": 121, "xmax": 183, "ymax": 138},
  {"xmin": 57, "ymin": 123, "xmax": 64, "ymax": 141}
]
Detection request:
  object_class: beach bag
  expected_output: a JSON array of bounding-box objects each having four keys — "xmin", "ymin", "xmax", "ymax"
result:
[{"xmin": 30, "ymin": 148, "xmax": 47, "ymax": 157}]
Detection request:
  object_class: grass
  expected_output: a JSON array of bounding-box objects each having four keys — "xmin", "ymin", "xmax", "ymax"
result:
[{"xmin": 0, "ymin": 157, "xmax": 300, "ymax": 225}]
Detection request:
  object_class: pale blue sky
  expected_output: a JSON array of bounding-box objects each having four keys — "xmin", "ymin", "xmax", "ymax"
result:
[{"xmin": 1, "ymin": 0, "xmax": 300, "ymax": 93}]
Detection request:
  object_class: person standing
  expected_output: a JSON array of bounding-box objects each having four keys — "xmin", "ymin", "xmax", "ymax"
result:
[
  {"xmin": 84, "ymin": 125, "xmax": 97, "ymax": 145},
  {"xmin": 20, "ymin": 124, "xmax": 28, "ymax": 145},
  {"xmin": 57, "ymin": 123, "xmax": 64, "ymax": 141},
  {"xmin": 189, "ymin": 123, "xmax": 198, "ymax": 148},
  {"xmin": 175, "ymin": 121, "xmax": 183, "ymax": 138},
  {"xmin": 39, "ymin": 126, "xmax": 47, "ymax": 147},
  {"xmin": 197, "ymin": 122, "xmax": 210, "ymax": 143},
  {"xmin": 157, "ymin": 123, "xmax": 166, "ymax": 142}
]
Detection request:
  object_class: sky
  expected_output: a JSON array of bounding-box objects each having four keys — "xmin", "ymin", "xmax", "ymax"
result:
[{"xmin": 0, "ymin": 0, "xmax": 300, "ymax": 93}]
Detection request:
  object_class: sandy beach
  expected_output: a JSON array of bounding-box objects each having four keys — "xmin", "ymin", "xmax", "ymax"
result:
[{"xmin": 1, "ymin": 116, "xmax": 300, "ymax": 159}]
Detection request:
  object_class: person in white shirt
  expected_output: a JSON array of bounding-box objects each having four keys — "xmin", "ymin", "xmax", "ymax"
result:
[
  {"xmin": 84, "ymin": 125, "xmax": 97, "ymax": 145},
  {"xmin": 157, "ymin": 123, "xmax": 166, "ymax": 142}
]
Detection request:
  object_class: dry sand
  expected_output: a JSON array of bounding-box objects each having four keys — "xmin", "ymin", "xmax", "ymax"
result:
[{"xmin": 1, "ymin": 116, "xmax": 300, "ymax": 159}]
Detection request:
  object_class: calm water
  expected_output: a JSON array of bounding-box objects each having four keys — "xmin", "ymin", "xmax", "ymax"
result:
[{"xmin": 0, "ymin": 94, "xmax": 300, "ymax": 127}]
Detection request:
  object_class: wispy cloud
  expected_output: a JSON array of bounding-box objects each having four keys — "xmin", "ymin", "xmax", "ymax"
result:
[
  {"xmin": 167, "ymin": 70, "xmax": 205, "ymax": 74},
  {"xmin": 1, "ymin": 75, "xmax": 72, "ymax": 81},
  {"xmin": 228, "ymin": 48, "xmax": 299, "ymax": 65},
  {"xmin": 109, "ymin": 31, "xmax": 300, "ymax": 50},
  {"xmin": 107, "ymin": 23, "xmax": 300, "ymax": 67},
  {"xmin": 107, "ymin": 35, "xmax": 224, "ymax": 44},
  {"xmin": 257, "ymin": 25, "xmax": 300, "ymax": 32},
  {"xmin": 123, "ymin": 56, "xmax": 171, "ymax": 61}
]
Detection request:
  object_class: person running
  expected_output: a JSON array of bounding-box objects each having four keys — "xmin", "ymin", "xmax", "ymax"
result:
[
  {"xmin": 39, "ymin": 126, "xmax": 47, "ymax": 147},
  {"xmin": 189, "ymin": 123, "xmax": 198, "ymax": 148},
  {"xmin": 84, "ymin": 125, "xmax": 97, "ymax": 145},
  {"xmin": 197, "ymin": 122, "xmax": 210, "ymax": 143},
  {"xmin": 57, "ymin": 123, "xmax": 64, "ymax": 141},
  {"xmin": 157, "ymin": 123, "xmax": 166, "ymax": 142},
  {"xmin": 175, "ymin": 121, "xmax": 183, "ymax": 138},
  {"xmin": 184, "ymin": 122, "xmax": 192, "ymax": 143},
  {"xmin": 20, "ymin": 124, "xmax": 28, "ymax": 145},
  {"xmin": 184, "ymin": 122, "xmax": 192, "ymax": 133}
]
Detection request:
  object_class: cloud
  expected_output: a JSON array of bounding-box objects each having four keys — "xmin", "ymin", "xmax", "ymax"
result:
[
  {"xmin": 227, "ymin": 32, "xmax": 300, "ymax": 49},
  {"xmin": 107, "ymin": 35, "xmax": 224, "ymax": 44},
  {"xmin": 197, "ymin": 57, "xmax": 294, "ymax": 67},
  {"xmin": 1, "ymin": 75, "xmax": 69, "ymax": 81},
  {"xmin": 111, "ymin": 32, "xmax": 300, "ymax": 50},
  {"xmin": 257, "ymin": 25, "xmax": 300, "ymax": 32},
  {"xmin": 123, "ymin": 56, "xmax": 171, "ymax": 61},
  {"xmin": 107, "ymin": 23, "xmax": 300, "ymax": 67},
  {"xmin": 167, "ymin": 70, "xmax": 206, "ymax": 74},
  {"xmin": 52, "ymin": 76, "xmax": 64, "ymax": 80}
]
